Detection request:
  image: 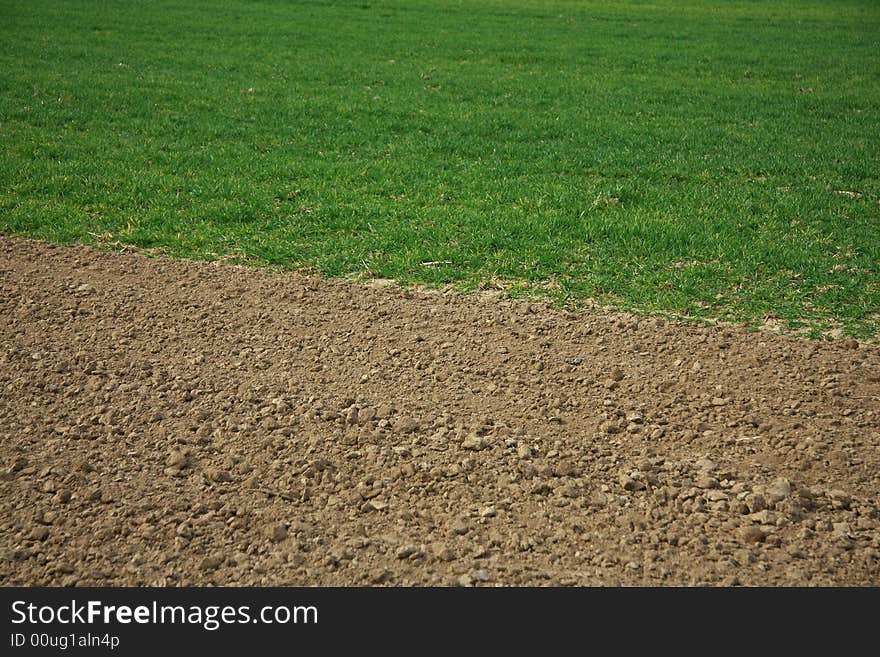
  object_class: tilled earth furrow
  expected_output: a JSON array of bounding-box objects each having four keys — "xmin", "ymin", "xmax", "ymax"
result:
[{"xmin": 1, "ymin": 238, "xmax": 878, "ymax": 586}]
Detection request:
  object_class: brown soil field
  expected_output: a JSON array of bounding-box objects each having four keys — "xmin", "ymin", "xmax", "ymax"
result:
[{"xmin": 1, "ymin": 236, "xmax": 878, "ymax": 586}]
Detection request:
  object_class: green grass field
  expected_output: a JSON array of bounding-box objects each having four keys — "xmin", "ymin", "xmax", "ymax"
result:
[{"xmin": 1, "ymin": 0, "xmax": 878, "ymax": 336}]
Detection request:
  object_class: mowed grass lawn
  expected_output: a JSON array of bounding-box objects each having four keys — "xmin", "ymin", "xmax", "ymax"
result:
[{"xmin": 1, "ymin": 0, "xmax": 878, "ymax": 336}]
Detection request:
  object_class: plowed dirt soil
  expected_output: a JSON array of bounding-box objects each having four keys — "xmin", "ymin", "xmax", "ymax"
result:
[{"xmin": 1, "ymin": 236, "xmax": 878, "ymax": 586}]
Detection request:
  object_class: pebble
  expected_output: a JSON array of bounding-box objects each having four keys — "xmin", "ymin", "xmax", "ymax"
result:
[
  {"xmin": 479, "ymin": 506, "xmax": 497, "ymax": 518},
  {"xmin": 456, "ymin": 574, "xmax": 473, "ymax": 587}
]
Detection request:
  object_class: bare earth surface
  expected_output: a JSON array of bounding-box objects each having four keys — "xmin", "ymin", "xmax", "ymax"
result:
[{"xmin": 1, "ymin": 236, "xmax": 879, "ymax": 586}]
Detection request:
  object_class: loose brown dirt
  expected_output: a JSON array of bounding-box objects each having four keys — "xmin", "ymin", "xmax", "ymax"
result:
[{"xmin": 1, "ymin": 236, "xmax": 878, "ymax": 586}]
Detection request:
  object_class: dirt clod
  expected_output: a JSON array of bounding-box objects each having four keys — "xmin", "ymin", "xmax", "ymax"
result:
[
  {"xmin": 461, "ymin": 434, "xmax": 486, "ymax": 451},
  {"xmin": 738, "ymin": 526, "xmax": 766, "ymax": 544},
  {"xmin": 200, "ymin": 556, "xmax": 223, "ymax": 571},
  {"xmin": 767, "ymin": 478, "xmax": 793, "ymax": 502},
  {"xmin": 265, "ymin": 524, "xmax": 288, "ymax": 543},
  {"xmin": 396, "ymin": 545, "xmax": 419, "ymax": 559},
  {"xmin": 205, "ymin": 468, "xmax": 233, "ymax": 483},
  {"xmin": 28, "ymin": 527, "xmax": 50, "ymax": 542}
]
